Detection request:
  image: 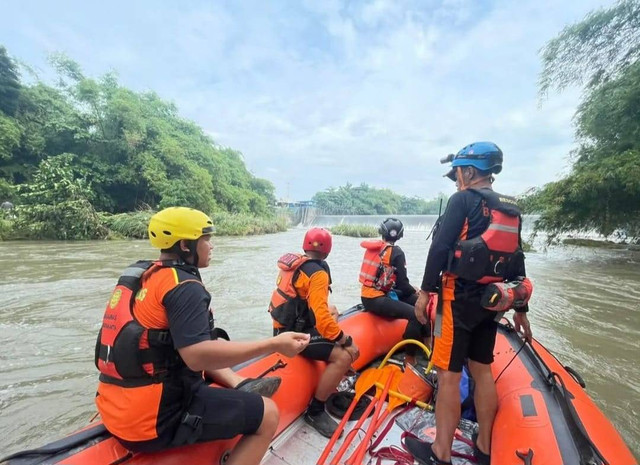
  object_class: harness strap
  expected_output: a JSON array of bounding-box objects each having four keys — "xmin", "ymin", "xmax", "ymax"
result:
[{"xmin": 170, "ymin": 412, "xmax": 204, "ymax": 446}]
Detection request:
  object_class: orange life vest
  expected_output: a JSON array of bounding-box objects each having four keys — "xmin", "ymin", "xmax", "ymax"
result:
[
  {"xmin": 359, "ymin": 240, "xmax": 396, "ymax": 292},
  {"xmin": 95, "ymin": 260, "xmax": 212, "ymax": 442},
  {"xmin": 448, "ymin": 189, "xmax": 523, "ymax": 284},
  {"xmin": 95, "ymin": 261, "xmax": 183, "ymax": 387},
  {"xmin": 268, "ymin": 253, "xmax": 311, "ymax": 331}
]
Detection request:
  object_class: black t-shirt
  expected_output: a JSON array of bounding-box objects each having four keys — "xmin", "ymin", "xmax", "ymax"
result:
[
  {"xmin": 162, "ymin": 272, "xmax": 213, "ymax": 349},
  {"xmin": 390, "ymin": 246, "xmax": 415, "ymax": 297},
  {"xmin": 421, "ymin": 188, "xmax": 527, "ymax": 293}
]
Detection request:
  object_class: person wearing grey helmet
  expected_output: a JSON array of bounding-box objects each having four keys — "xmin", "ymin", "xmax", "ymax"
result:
[{"xmin": 359, "ymin": 217, "xmax": 431, "ymax": 364}]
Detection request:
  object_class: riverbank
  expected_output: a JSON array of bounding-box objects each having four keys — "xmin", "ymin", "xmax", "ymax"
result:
[
  {"xmin": 563, "ymin": 238, "xmax": 640, "ymax": 251},
  {"xmin": 0, "ymin": 210, "xmax": 289, "ymax": 241}
]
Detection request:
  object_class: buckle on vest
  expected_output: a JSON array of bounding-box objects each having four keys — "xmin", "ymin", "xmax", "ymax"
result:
[
  {"xmin": 149, "ymin": 330, "xmax": 172, "ymax": 345},
  {"xmin": 99, "ymin": 344, "xmax": 113, "ymax": 363},
  {"xmin": 181, "ymin": 412, "xmax": 202, "ymax": 430}
]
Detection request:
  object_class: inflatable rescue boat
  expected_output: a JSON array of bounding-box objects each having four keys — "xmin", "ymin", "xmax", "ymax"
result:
[{"xmin": 1, "ymin": 305, "xmax": 636, "ymax": 465}]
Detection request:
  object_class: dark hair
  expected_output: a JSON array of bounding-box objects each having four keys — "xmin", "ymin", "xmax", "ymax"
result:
[
  {"xmin": 161, "ymin": 239, "xmax": 198, "ymax": 259},
  {"xmin": 161, "ymin": 242, "xmax": 184, "ymax": 254}
]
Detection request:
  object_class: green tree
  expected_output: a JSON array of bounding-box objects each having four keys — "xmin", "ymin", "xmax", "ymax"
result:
[
  {"xmin": 313, "ymin": 183, "xmax": 446, "ymax": 215},
  {"xmin": 0, "ymin": 45, "xmax": 20, "ymax": 116},
  {"xmin": 530, "ymin": 0, "xmax": 640, "ymax": 243},
  {"xmin": 0, "ymin": 46, "xmax": 279, "ymax": 240},
  {"xmin": 14, "ymin": 154, "xmax": 107, "ymax": 239},
  {"xmin": 539, "ymin": 0, "xmax": 640, "ymax": 95}
]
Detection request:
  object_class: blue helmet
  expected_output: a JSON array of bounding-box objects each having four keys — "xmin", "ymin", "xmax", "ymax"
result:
[{"xmin": 443, "ymin": 142, "xmax": 503, "ymax": 180}]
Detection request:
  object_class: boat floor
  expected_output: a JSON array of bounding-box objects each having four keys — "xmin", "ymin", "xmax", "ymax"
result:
[{"xmin": 262, "ymin": 400, "xmax": 476, "ymax": 465}]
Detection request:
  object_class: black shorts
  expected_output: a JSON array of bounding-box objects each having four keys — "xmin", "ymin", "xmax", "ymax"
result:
[
  {"xmin": 432, "ymin": 294, "xmax": 499, "ymax": 372},
  {"xmin": 361, "ymin": 294, "xmax": 431, "ymax": 355},
  {"xmin": 274, "ymin": 327, "xmax": 335, "ymax": 362},
  {"xmin": 116, "ymin": 383, "xmax": 264, "ymax": 453}
]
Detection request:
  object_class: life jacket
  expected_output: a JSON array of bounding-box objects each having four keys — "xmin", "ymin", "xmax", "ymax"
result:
[
  {"xmin": 268, "ymin": 253, "xmax": 312, "ymax": 331},
  {"xmin": 95, "ymin": 260, "xmax": 184, "ymax": 387},
  {"xmin": 448, "ymin": 189, "xmax": 523, "ymax": 284},
  {"xmin": 359, "ymin": 240, "xmax": 396, "ymax": 292},
  {"xmin": 96, "ymin": 260, "xmax": 216, "ymax": 443}
]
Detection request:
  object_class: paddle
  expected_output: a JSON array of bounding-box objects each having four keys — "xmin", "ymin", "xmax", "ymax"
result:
[
  {"xmin": 346, "ymin": 369, "xmax": 397, "ymax": 465},
  {"xmin": 317, "ymin": 367, "xmax": 381, "ymax": 465},
  {"xmin": 373, "ymin": 382, "xmax": 431, "ymax": 410},
  {"xmin": 328, "ymin": 365, "xmax": 400, "ymax": 465},
  {"xmin": 372, "ymin": 371, "xmax": 405, "ymax": 432}
]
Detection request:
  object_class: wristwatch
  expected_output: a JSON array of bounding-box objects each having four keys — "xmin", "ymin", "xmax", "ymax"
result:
[{"xmin": 341, "ymin": 335, "xmax": 353, "ymax": 348}]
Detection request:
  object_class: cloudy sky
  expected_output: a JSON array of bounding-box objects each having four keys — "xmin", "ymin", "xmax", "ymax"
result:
[{"xmin": 1, "ymin": 0, "xmax": 616, "ymax": 201}]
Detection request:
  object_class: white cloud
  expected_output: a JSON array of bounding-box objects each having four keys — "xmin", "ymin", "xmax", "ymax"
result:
[{"xmin": 0, "ymin": 0, "xmax": 617, "ymax": 200}]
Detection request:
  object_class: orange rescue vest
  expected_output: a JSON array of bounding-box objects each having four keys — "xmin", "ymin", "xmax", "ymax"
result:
[
  {"xmin": 96, "ymin": 260, "xmax": 213, "ymax": 442},
  {"xmin": 359, "ymin": 240, "xmax": 396, "ymax": 293},
  {"xmin": 268, "ymin": 253, "xmax": 311, "ymax": 331},
  {"xmin": 95, "ymin": 260, "xmax": 183, "ymax": 387},
  {"xmin": 448, "ymin": 189, "xmax": 523, "ymax": 284}
]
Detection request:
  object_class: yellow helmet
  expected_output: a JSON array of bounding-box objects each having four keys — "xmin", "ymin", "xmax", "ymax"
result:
[{"xmin": 148, "ymin": 207, "xmax": 215, "ymax": 249}]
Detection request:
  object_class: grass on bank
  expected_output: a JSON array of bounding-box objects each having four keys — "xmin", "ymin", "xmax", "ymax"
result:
[
  {"xmin": 330, "ymin": 224, "xmax": 379, "ymax": 238},
  {"xmin": 102, "ymin": 210, "xmax": 289, "ymax": 238},
  {"xmin": 0, "ymin": 210, "xmax": 289, "ymax": 241}
]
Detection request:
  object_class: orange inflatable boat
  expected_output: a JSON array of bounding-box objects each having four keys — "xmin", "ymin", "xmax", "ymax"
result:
[{"xmin": 1, "ymin": 306, "xmax": 636, "ymax": 465}]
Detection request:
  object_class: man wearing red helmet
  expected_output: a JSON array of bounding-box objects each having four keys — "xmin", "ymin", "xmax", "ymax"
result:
[{"xmin": 269, "ymin": 228, "xmax": 360, "ymax": 438}]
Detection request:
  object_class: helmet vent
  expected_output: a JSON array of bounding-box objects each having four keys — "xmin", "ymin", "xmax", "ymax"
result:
[
  {"xmin": 150, "ymin": 231, "xmax": 156, "ymax": 237},
  {"xmin": 163, "ymin": 230, "xmax": 172, "ymax": 236}
]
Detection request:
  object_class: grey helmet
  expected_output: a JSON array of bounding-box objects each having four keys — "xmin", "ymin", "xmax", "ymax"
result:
[{"xmin": 379, "ymin": 218, "xmax": 404, "ymax": 242}]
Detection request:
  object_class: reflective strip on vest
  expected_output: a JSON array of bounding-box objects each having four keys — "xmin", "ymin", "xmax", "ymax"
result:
[
  {"xmin": 359, "ymin": 271, "xmax": 378, "ymax": 281},
  {"xmin": 487, "ymin": 223, "xmax": 519, "ymax": 233}
]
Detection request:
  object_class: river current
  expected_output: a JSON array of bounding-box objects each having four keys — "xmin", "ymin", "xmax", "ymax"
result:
[{"xmin": 0, "ymin": 219, "xmax": 638, "ymax": 459}]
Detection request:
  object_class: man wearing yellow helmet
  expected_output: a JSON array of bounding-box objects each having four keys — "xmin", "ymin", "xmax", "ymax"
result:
[{"xmin": 95, "ymin": 207, "xmax": 310, "ymax": 465}]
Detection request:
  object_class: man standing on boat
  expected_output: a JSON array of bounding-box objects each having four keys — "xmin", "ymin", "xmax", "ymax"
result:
[
  {"xmin": 95, "ymin": 207, "xmax": 310, "ymax": 465},
  {"xmin": 269, "ymin": 227, "xmax": 361, "ymax": 438},
  {"xmin": 412, "ymin": 142, "xmax": 533, "ymax": 465}
]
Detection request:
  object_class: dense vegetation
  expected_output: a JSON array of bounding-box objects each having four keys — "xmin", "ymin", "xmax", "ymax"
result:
[
  {"xmin": 527, "ymin": 0, "xmax": 640, "ymax": 243},
  {"xmin": 313, "ymin": 183, "xmax": 447, "ymax": 215},
  {"xmin": 0, "ymin": 46, "xmax": 281, "ymax": 239},
  {"xmin": 330, "ymin": 224, "xmax": 378, "ymax": 238}
]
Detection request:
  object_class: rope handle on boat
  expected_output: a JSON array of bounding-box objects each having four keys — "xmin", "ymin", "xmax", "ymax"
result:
[{"xmin": 563, "ymin": 365, "xmax": 586, "ymax": 388}]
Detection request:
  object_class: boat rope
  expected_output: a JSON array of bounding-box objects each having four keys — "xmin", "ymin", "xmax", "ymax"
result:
[{"xmin": 494, "ymin": 337, "xmax": 527, "ymax": 383}]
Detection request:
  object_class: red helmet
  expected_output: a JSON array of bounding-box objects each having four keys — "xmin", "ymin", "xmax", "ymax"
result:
[{"xmin": 303, "ymin": 228, "xmax": 332, "ymax": 255}]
